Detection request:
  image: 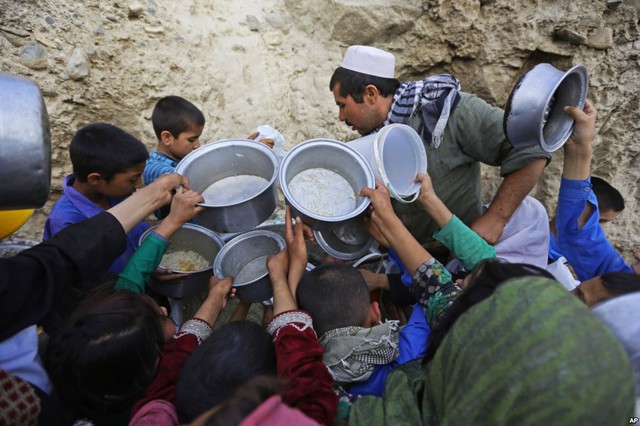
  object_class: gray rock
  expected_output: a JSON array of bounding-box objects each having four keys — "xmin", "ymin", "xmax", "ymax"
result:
[
  {"xmin": 246, "ymin": 15, "xmax": 260, "ymax": 31},
  {"xmin": 587, "ymin": 27, "xmax": 614, "ymax": 50},
  {"xmin": 265, "ymin": 12, "xmax": 284, "ymax": 29},
  {"xmin": 66, "ymin": 47, "xmax": 90, "ymax": 80},
  {"xmin": 72, "ymin": 19, "xmax": 84, "ymax": 27},
  {"xmin": 128, "ymin": 1, "xmax": 145, "ymax": 18},
  {"xmin": 1, "ymin": 30, "xmax": 29, "ymax": 47},
  {"xmin": 85, "ymin": 45, "xmax": 97, "ymax": 57},
  {"xmin": 20, "ymin": 41, "xmax": 48, "ymax": 70},
  {"xmin": 93, "ymin": 27, "xmax": 104, "ymax": 35},
  {"xmin": 106, "ymin": 15, "xmax": 118, "ymax": 22},
  {"xmin": 554, "ymin": 27, "xmax": 587, "ymax": 45},
  {"xmin": 45, "ymin": 16, "xmax": 55, "ymax": 25}
]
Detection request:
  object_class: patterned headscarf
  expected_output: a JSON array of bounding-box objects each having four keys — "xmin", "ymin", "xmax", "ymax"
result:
[
  {"xmin": 383, "ymin": 74, "xmax": 461, "ymax": 148},
  {"xmin": 319, "ymin": 321, "xmax": 400, "ymax": 384}
]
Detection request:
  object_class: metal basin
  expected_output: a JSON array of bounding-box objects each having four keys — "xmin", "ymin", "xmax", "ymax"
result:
[
  {"xmin": 141, "ymin": 223, "xmax": 224, "ymax": 298},
  {"xmin": 213, "ymin": 229, "xmax": 285, "ymax": 303},
  {"xmin": 175, "ymin": 139, "xmax": 279, "ymax": 233},
  {"xmin": 0, "ymin": 73, "xmax": 51, "ymax": 209},
  {"xmin": 504, "ymin": 63, "xmax": 588, "ymax": 153},
  {"xmin": 278, "ymin": 138, "xmax": 374, "ymax": 231},
  {"xmin": 313, "ymin": 216, "xmax": 374, "ymax": 261}
]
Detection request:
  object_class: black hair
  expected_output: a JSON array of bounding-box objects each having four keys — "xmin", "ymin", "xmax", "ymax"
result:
[
  {"xmin": 151, "ymin": 95, "xmax": 205, "ymax": 140},
  {"xmin": 424, "ymin": 260, "xmax": 555, "ymax": 363},
  {"xmin": 70, "ymin": 122, "xmax": 148, "ymax": 182},
  {"xmin": 329, "ymin": 67, "xmax": 400, "ymax": 103},
  {"xmin": 175, "ymin": 320, "xmax": 277, "ymax": 422},
  {"xmin": 296, "ymin": 263, "xmax": 370, "ymax": 337},
  {"xmin": 44, "ymin": 289, "xmax": 165, "ymax": 420},
  {"xmin": 601, "ymin": 272, "xmax": 640, "ymax": 296},
  {"xmin": 203, "ymin": 376, "xmax": 285, "ymax": 426},
  {"xmin": 591, "ymin": 176, "xmax": 625, "ymax": 213}
]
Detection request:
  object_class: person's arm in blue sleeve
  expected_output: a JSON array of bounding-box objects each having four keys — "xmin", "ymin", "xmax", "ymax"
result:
[{"xmin": 556, "ymin": 100, "xmax": 633, "ymax": 282}]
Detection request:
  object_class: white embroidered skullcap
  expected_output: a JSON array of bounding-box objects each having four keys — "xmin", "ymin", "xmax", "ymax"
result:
[{"xmin": 341, "ymin": 45, "xmax": 395, "ymax": 79}]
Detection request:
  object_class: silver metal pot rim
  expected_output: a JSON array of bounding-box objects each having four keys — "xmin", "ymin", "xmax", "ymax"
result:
[
  {"xmin": 504, "ymin": 63, "xmax": 588, "ymax": 153},
  {"xmin": 279, "ymin": 138, "xmax": 374, "ymax": 222},
  {"xmin": 139, "ymin": 223, "xmax": 224, "ymax": 274},
  {"xmin": 313, "ymin": 229, "xmax": 374, "ymax": 261},
  {"xmin": 176, "ymin": 138, "xmax": 280, "ymax": 207},
  {"xmin": 212, "ymin": 229, "xmax": 286, "ymax": 286}
]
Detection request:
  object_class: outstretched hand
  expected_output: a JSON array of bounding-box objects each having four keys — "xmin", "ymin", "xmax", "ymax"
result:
[
  {"xmin": 564, "ymin": 99, "xmax": 597, "ymax": 150},
  {"xmin": 285, "ymin": 206, "xmax": 308, "ymax": 290}
]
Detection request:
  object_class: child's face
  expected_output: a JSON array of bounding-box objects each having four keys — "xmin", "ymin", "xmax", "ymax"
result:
[
  {"xmin": 98, "ymin": 162, "xmax": 145, "ymax": 199},
  {"xmin": 166, "ymin": 125, "xmax": 204, "ymax": 160}
]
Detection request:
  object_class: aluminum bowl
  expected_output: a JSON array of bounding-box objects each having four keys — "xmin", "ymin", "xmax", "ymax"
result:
[
  {"xmin": 140, "ymin": 223, "xmax": 224, "ymax": 298},
  {"xmin": 313, "ymin": 215, "xmax": 374, "ymax": 261},
  {"xmin": 0, "ymin": 73, "xmax": 51, "ymax": 209},
  {"xmin": 278, "ymin": 138, "xmax": 374, "ymax": 231},
  {"xmin": 213, "ymin": 229, "xmax": 286, "ymax": 303},
  {"xmin": 175, "ymin": 139, "xmax": 279, "ymax": 233},
  {"xmin": 504, "ymin": 63, "xmax": 588, "ymax": 153}
]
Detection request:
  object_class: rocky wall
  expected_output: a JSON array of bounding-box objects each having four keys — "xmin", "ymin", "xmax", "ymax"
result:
[{"xmin": 1, "ymin": 0, "xmax": 638, "ymax": 259}]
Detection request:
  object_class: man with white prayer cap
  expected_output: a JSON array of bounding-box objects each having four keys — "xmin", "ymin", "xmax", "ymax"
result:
[{"xmin": 330, "ymin": 45, "xmax": 550, "ymax": 251}]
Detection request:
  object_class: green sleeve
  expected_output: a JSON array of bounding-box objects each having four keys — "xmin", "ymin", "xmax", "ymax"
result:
[
  {"xmin": 114, "ymin": 232, "xmax": 169, "ymax": 293},
  {"xmin": 433, "ymin": 215, "xmax": 496, "ymax": 270}
]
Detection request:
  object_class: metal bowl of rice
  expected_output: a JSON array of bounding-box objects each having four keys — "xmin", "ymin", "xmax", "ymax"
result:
[
  {"xmin": 278, "ymin": 139, "xmax": 374, "ymax": 231},
  {"xmin": 140, "ymin": 223, "xmax": 225, "ymax": 298},
  {"xmin": 175, "ymin": 139, "xmax": 279, "ymax": 234}
]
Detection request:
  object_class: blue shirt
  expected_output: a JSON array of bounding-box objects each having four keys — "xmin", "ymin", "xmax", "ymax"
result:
[
  {"xmin": 346, "ymin": 305, "xmax": 430, "ymax": 397},
  {"xmin": 555, "ymin": 177, "xmax": 633, "ymax": 281},
  {"xmin": 43, "ymin": 175, "xmax": 148, "ymax": 276},
  {"xmin": 142, "ymin": 150, "xmax": 178, "ymax": 186}
]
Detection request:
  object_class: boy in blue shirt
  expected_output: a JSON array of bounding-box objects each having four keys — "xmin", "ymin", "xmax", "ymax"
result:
[
  {"xmin": 44, "ymin": 122, "xmax": 149, "ymax": 277},
  {"xmin": 143, "ymin": 96, "xmax": 205, "ymax": 219},
  {"xmin": 143, "ymin": 95, "xmax": 205, "ymax": 185}
]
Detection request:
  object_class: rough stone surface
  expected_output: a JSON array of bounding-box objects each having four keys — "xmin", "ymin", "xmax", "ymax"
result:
[
  {"xmin": 587, "ymin": 27, "xmax": 614, "ymax": 49},
  {"xmin": 0, "ymin": 0, "xmax": 638, "ymax": 261},
  {"xmin": 19, "ymin": 40, "xmax": 48, "ymax": 69},
  {"xmin": 65, "ymin": 47, "xmax": 89, "ymax": 80}
]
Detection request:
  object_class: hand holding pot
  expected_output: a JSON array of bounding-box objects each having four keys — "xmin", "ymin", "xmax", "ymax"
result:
[
  {"xmin": 267, "ymin": 249, "xmax": 297, "ymax": 315},
  {"xmin": 192, "ymin": 276, "xmax": 235, "ymax": 326},
  {"xmin": 285, "ymin": 206, "xmax": 308, "ymax": 292}
]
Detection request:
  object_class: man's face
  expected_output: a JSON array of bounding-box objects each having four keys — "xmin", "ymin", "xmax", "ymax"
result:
[
  {"xmin": 99, "ymin": 162, "xmax": 145, "ymax": 199},
  {"xmin": 332, "ymin": 83, "xmax": 383, "ymax": 135}
]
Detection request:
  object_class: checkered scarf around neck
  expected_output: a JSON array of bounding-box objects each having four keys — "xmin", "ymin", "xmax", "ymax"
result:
[
  {"xmin": 382, "ymin": 74, "xmax": 461, "ymax": 148},
  {"xmin": 318, "ymin": 320, "xmax": 400, "ymax": 384}
]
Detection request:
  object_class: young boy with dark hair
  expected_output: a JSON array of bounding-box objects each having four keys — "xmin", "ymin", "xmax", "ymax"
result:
[
  {"xmin": 143, "ymin": 96, "xmax": 205, "ymax": 188},
  {"xmin": 44, "ymin": 122, "xmax": 149, "ymax": 276},
  {"xmin": 296, "ymin": 262, "xmax": 428, "ymax": 397}
]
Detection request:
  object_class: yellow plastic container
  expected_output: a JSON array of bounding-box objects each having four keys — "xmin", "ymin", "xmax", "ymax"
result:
[{"xmin": 0, "ymin": 209, "xmax": 34, "ymax": 240}]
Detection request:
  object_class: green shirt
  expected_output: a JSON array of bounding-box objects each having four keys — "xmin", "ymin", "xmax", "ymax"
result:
[
  {"xmin": 393, "ymin": 92, "xmax": 551, "ymax": 244},
  {"xmin": 114, "ymin": 232, "xmax": 169, "ymax": 293}
]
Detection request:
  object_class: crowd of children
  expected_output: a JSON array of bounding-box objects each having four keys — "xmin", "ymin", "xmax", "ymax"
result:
[{"xmin": 1, "ymin": 57, "xmax": 640, "ymax": 425}]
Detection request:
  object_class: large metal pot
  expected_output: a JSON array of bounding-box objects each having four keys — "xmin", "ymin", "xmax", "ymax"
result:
[
  {"xmin": 278, "ymin": 139, "xmax": 374, "ymax": 230},
  {"xmin": 0, "ymin": 73, "xmax": 51, "ymax": 209},
  {"xmin": 503, "ymin": 63, "xmax": 588, "ymax": 153},
  {"xmin": 175, "ymin": 139, "xmax": 279, "ymax": 233},
  {"xmin": 213, "ymin": 229, "xmax": 285, "ymax": 303},
  {"xmin": 141, "ymin": 223, "xmax": 224, "ymax": 299}
]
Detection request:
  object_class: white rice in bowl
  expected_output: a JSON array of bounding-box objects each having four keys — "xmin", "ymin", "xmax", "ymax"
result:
[{"xmin": 161, "ymin": 250, "xmax": 210, "ymax": 272}]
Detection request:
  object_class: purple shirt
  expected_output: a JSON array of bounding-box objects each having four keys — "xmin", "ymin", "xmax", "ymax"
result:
[{"xmin": 44, "ymin": 174, "xmax": 148, "ymax": 276}]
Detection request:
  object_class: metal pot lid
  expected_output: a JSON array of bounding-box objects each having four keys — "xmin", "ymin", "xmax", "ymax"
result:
[{"xmin": 503, "ymin": 63, "xmax": 588, "ymax": 153}]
